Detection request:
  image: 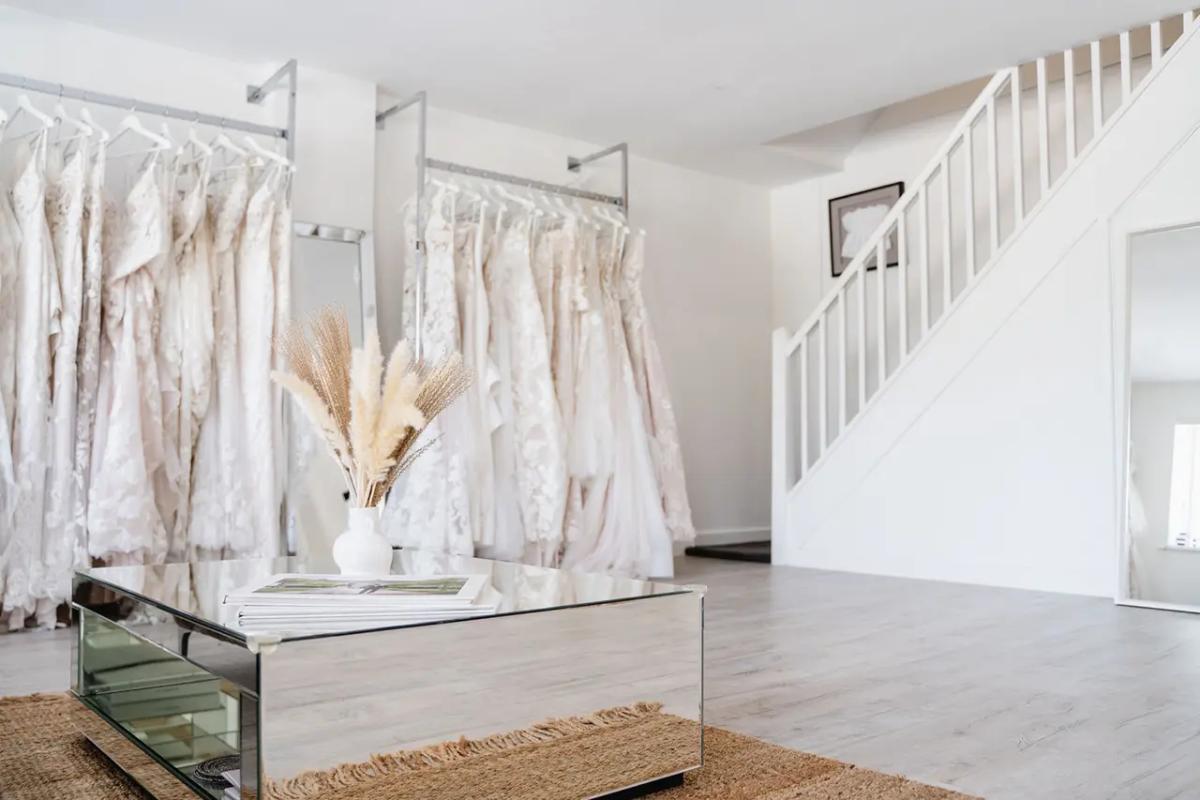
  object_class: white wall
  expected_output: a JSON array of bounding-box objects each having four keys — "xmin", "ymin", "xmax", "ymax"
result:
[
  {"xmin": 778, "ymin": 22, "xmax": 1200, "ymax": 596},
  {"xmin": 375, "ymin": 103, "xmax": 774, "ymax": 539},
  {"xmin": 1128, "ymin": 381, "xmax": 1200, "ymax": 607}
]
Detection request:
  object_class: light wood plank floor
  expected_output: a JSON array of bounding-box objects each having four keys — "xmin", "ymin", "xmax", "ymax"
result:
[{"xmin": 4, "ymin": 557, "xmax": 1200, "ymax": 799}]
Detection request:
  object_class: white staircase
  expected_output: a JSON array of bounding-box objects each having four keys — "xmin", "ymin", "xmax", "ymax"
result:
[{"xmin": 772, "ymin": 10, "xmax": 1200, "ymax": 592}]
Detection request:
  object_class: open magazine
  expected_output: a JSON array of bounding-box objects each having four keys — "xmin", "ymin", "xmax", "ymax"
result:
[{"xmin": 223, "ymin": 574, "xmax": 497, "ymax": 633}]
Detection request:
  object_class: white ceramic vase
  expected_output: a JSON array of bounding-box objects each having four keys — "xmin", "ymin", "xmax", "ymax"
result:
[{"xmin": 332, "ymin": 506, "xmax": 393, "ymax": 576}]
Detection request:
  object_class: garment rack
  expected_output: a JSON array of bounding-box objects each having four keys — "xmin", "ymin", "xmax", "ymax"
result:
[
  {"xmin": 375, "ymin": 90, "xmax": 630, "ymax": 362},
  {"xmin": 0, "ymin": 59, "xmax": 297, "ymax": 159}
]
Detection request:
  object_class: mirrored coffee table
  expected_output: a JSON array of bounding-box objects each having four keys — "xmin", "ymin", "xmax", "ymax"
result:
[{"xmin": 71, "ymin": 551, "xmax": 704, "ymax": 799}]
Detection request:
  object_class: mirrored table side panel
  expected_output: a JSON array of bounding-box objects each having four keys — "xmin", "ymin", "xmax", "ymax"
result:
[
  {"xmin": 259, "ymin": 591, "xmax": 704, "ymax": 799},
  {"xmin": 72, "ymin": 575, "xmax": 262, "ymax": 799}
]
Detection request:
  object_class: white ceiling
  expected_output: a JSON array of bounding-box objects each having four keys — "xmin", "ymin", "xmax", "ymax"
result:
[
  {"xmin": 6, "ymin": 0, "xmax": 1191, "ymax": 184},
  {"xmin": 1131, "ymin": 226, "xmax": 1200, "ymax": 382}
]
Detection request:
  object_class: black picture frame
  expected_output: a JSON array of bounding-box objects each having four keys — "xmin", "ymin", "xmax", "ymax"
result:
[{"xmin": 828, "ymin": 181, "xmax": 904, "ymax": 278}]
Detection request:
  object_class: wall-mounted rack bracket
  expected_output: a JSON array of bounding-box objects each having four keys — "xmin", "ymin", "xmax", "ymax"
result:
[
  {"xmin": 568, "ymin": 142, "xmax": 629, "ymax": 214},
  {"xmin": 246, "ymin": 59, "xmax": 298, "ymax": 161}
]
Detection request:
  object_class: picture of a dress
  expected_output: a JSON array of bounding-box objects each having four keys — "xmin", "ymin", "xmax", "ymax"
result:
[{"xmin": 828, "ymin": 182, "xmax": 904, "ymax": 277}]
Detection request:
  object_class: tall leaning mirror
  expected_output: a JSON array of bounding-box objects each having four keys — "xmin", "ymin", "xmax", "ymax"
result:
[
  {"xmin": 285, "ymin": 222, "xmax": 377, "ymax": 558},
  {"xmin": 1122, "ymin": 223, "xmax": 1200, "ymax": 612}
]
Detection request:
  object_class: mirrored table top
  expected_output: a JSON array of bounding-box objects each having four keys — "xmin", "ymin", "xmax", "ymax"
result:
[{"xmin": 76, "ymin": 551, "xmax": 695, "ymax": 644}]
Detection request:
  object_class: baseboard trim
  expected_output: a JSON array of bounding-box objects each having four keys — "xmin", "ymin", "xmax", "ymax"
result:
[{"xmin": 693, "ymin": 527, "xmax": 770, "ymax": 546}]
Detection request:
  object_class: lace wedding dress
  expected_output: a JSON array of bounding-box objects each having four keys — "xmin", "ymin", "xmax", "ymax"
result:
[
  {"xmin": 566, "ymin": 224, "xmax": 672, "ymax": 578},
  {"xmin": 41, "ymin": 144, "xmax": 87, "ymax": 619},
  {"xmin": 87, "ymin": 159, "xmax": 167, "ymax": 565},
  {"xmin": 619, "ymin": 231, "xmax": 695, "ymax": 543},
  {"xmin": 484, "ymin": 211, "xmax": 567, "ymax": 565},
  {"xmin": 190, "ymin": 165, "xmax": 252, "ymax": 559},
  {"xmin": 4, "ymin": 132, "xmax": 59, "ymax": 625},
  {"xmin": 385, "ymin": 193, "xmax": 474, "ymax": 556},
  {"xmin": 71, "ymin": 142, "xmax": 106, "ymax": 575},
  {"xmin": 234, "ymin": 166, "xmax": 283, "ymax": 557}
]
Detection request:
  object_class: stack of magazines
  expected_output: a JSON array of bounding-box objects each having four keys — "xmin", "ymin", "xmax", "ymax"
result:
[{"xmin": 223, "ymin": 574, "xmax": 496, "ymax": 634}]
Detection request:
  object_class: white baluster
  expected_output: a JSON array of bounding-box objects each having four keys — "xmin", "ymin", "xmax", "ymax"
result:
[
  {"xmin": 1036, "ymin": 56, "xmax": 1050, "ymax": 193},
  {"xmin": 838, "ymin": 286, "xmax": 847, "ymax": 431},
  {"xmin": 817, "ymin": 315, "xmax": 827, "ymax": 454},
  {"xmin": 1150, "ymin": 21, "xmax": 1163, "ymax": 67},
  {"xmin": 919, "ymin": 186, "xmax": 930, "ymax": 334},
  {"xmin": 897, "ymin": 210, "xmax": 909, "ymax": 358},
  {"xmin": 798, "ymin": 335, "xmax": 809, "ymax": 474},
  {"xmin": 1063, "ymin": 48, "xmax": 1076, "ymax": 163},
  {"xmin": 941, "ymin": 159, "xmax": 952, "ymax": 310},
  {"xmin": 963, "ymin": 126, "xmax": 976, "ymax": 278},
  {"xmin": 876, "ymin": 239, "xmax": 887, "ymax": 386},
  {"xmin": 986, "ymin": 96, "xmax": 999, "ymax": 254},
  {"xmin": 1091, "ymin": 40, "xmax": 1103, "ymax": 136},
  {"xmin": 1010, "ymin": 67, "xmax": 1025, "ymax": 224},
  {"xmin": 771, "ymin": 328, "xmax": 790, "ymax": 506},
  {"xmin": 1120, "ymin": 31, "xmax": 1132, "ymax": 101},
  {"xmin": 857, "ymin": 270, "xmax": 867, "ymax": 409}
]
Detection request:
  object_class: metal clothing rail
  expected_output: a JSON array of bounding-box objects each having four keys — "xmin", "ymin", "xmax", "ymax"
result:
[
  {"xmin": 0, "ymin": 59, "xmax": 296, "ymax": 154},
  {"xmin": 375, "ymin": 89, "xmax": 630, "ymax": 362},
  {"xmin": 426, "ymin": 158, "xmax": 623, "ymax": 207}
]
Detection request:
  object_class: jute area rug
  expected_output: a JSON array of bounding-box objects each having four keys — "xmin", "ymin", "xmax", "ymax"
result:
[{"xmin": 0, "ymin": 693, "xmax": 978, "ymax": 800}]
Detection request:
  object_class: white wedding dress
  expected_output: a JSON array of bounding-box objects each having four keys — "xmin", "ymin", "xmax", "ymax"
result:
[
  {"xmin": 4, "ymin": 132, "xmax": 59, "ymax": 625},
  {"xmin": 71, "ymin": 142, "xmax": 106, "ymax": 573},
  {"xmin": 482, "ymin": 211, "xmax": 567, "ymax": 565},
  {"xmin": 234, "ymin": 165, "xmax": 283, "ymax": 557},
  {"xmin": 87, "ymin": 158, "xmax": 167, "ymax": 565},
  {"xmin": 41, "ymin": 143, "xmax": 87, "ymax": 620},
  {"xmin": 170, "ymin": 154, "xmax": 214, "ymax": 559},
  {"xmin": 619, "ymin": 231, "xmax": 695, "ymax": 543},
  {"xmin": 567, "ymin": 224, "xmax": 672, "ymax": 578},
  {"xmin": 190, "ymin": 165, "xmax": 252, "ymax": 559},
  {"xmin": 385, "ymin": 193, "xmax": 474, "ymax": 556},
  {"xmin": 0, "ymin": 134, "xmax": 25, "ymax": 612}
]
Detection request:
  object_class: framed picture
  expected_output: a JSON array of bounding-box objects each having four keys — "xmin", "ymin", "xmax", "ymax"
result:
[{"xmin": 828, "ymin": 181, "xmax": 904, "ymax": 277}]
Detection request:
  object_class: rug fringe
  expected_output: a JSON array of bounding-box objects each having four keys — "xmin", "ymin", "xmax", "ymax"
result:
[{"xmin": 266, "ymin": 701, "xmax": 665, "ymax": 800}]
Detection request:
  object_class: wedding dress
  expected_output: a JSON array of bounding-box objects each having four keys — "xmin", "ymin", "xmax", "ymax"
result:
[
  {"xmin": 270, "ymin": 171, "xmax": 293, "ymax": 551},
  {"xmin": 71, "ymin": 142, "xmax": 106, "ymax": 572},
  {"xmin": 567, "ymin": 224, "xmax": 672, "ymax": 578},
  {"xmin": 41, "ymin": 143, "xmax": 87, "ymax": 619},
  {"xmin": 385, "ymin": 192, "xmax": 474, "ymax": 556},
  {"xmin": 619, "ymin": 231, "xmax": 695, "ymax": 543},
  {"xmin": 234, "ymin": 165, "xmax": 282, "ymax": 557},
  {"xmin": 485, "ymin": 211, "xmax": 567, "ymax": 565},
  {"xmin": 190, "ymin": 165, "xmax": 252, "ymax": 559},
  {"xmin": 0, "ymin": 136, "xmax": 23, "ymax": 606},
  {"xmin": 170, "ymin": 154, "xmax": 214, "ymax": 560},
  {"xmin": 4, "ymin": 132, "xmax": 59, "ymax": 625},
  {"xmin": 452, "ymin": 200, "xmax": 497, "ymax": 548},
  {"xmin": 87, "ymin": 158, "xmax": 167, "ymax": 565}
]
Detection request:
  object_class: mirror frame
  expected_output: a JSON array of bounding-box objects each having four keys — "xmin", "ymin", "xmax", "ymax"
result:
[{"xmin": 1112, "ymin": 218, "xmax": 1200, "ymax": 614}]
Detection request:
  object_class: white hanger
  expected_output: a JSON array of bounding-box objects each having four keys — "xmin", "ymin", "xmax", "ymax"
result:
[
  {"xmin": 13, "ymin": 95, "xmax": 54, "ymax": 129},
  {"xmin": 80, "ymin": 108, "xmax": 109, "ymax": 143},
  {"xmin": 3, "ymin": 95, "xmax": 55, "ymax": 143},
  {"xmin": 183, "ymin": 119, "xmax": 213, "ymax": 158},
  {"xmin": 52, "ymin": 99, "xmax": 93, "ymax": 142},
  {"xmin": 243, "ymin": 135, "xmax": 292, "ymax": 170},
  {"xmin": 496, "ymin": 185, "xmax": 541, "ymax": 216},
  {"xmin": 110, "ymin": 113, "xmax": 171, "ymax": 150},
  {"xmin": 211, "ymin": 131, "xmax": 249, "ymax": 158}
]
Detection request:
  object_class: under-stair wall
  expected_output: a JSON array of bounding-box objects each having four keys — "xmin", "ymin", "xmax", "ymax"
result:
[{"xmin": 772, "ymin": 11, "xmax": 1200, "ymax": 594}]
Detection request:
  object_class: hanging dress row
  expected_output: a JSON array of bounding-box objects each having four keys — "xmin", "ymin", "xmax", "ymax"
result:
[
  {"xmin": 383, "ymin": 184, "xmax": 694, "ymax": 579},
  {"xmin": 0, "ymin": 121, "xmax": 291, "ymax": 631}
]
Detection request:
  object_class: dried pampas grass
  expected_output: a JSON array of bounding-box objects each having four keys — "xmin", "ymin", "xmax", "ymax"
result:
[{"xmin": 274, "ymin": 308, "xmax": 470, "ymax": 508}]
